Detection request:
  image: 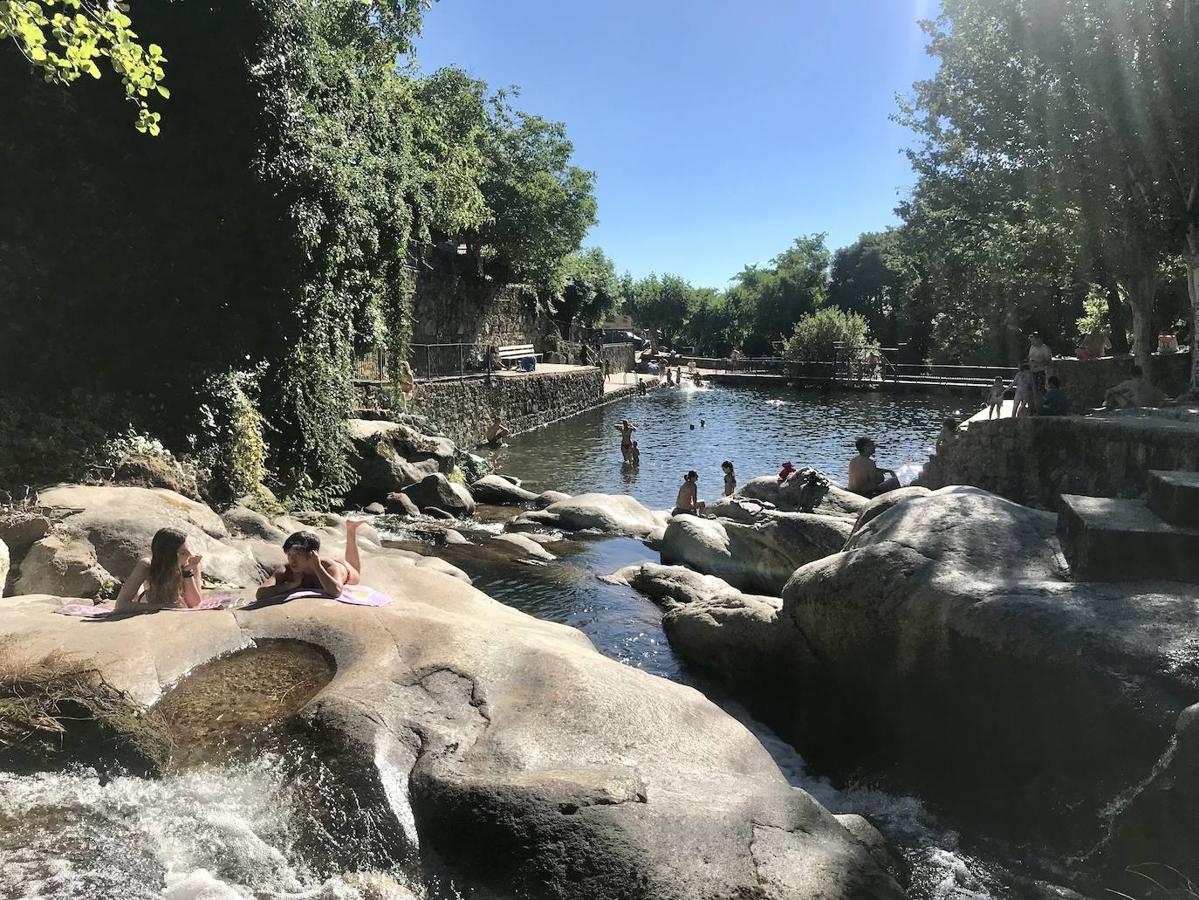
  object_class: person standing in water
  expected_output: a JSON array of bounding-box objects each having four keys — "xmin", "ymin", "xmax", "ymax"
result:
[
  {"xmin": 614, "ymin": 419, "xmax": 637, "ymax": 462},
  {"xmin": 721, "ymin": 460, "xmax": 736, "ymax": 497},
  {"xmin": 673, "ymin": 470, "xmax": 706, "ymax": 516}
]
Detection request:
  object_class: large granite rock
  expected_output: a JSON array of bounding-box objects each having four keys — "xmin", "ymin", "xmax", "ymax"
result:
[
  {"xmin": 660, "ymin": 509, "xmax": 851, "ymax": 595},
  {"xmin": 346, "ymin": 419, "xmax": 450, "ymax": 504},
  {"xmin": 468, "ymin": 474, "xmax": 539, "ymax": 506},
  {"xmin": 402, "ymin": 473, "xmax": 476, "ymax": 519},
  {"xmin": 661, "ymin": 486, "xmax": 1199, "ymax": 868},
  {"xmin": 23, "ymin": 485, "xmax": 263, "ymax": 594},
  {"xmin": 0, "ymin": 557, "xmax": 903, "ymax": 900},
  {"xmin": 523, "ymin": 493, "xmax": 668, "ymax": 538},
  {"xmin": 739, "ymin": 475, "xmax": 866, "ymax": 520},
  {"xmin": 0, "ymin": 537, "xmax": 8, "ymax": 596}
]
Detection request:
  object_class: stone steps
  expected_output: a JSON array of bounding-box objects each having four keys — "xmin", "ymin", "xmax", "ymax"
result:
[
  {"xmin": 1147, "ymin": 469, "xmax": 1199, "ymax": 528},
  {"xmin": 1057, "ymin": 492, "xmax": 1199, "ymax": 583}
]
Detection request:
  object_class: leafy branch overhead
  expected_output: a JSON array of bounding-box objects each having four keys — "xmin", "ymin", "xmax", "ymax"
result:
[{"xmin": 1, "ymin": 0, "xmax": 167, "ymax": 133}]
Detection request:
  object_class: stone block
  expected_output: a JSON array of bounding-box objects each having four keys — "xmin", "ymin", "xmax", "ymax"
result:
[
  {"xmin": 1058, "ymin": 494, "xmax": 1199, "ymax": 584},
  {"xmin": 1147, "ymin": 470, "xmax": 1199, "ymax": 528}
]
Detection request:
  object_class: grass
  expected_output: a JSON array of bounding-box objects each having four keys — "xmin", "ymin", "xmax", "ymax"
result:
[{"xmin": 0, "ymin": 640, "xmax": 172, "ymax": 772}]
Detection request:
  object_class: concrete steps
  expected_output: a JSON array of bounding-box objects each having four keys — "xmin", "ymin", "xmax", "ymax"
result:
[
  {"xmin": 1058, "ymin": 489, "xmax": 1199, "ymax": 583},
  {"xmin": 1147, "ymin": 469, "xmax": 1199, "ymax": 528}
]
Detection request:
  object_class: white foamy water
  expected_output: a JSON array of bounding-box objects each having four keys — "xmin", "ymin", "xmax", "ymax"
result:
[{"xmin": 0, "ymin": 757, "xmax": 423, "ymax": 900}]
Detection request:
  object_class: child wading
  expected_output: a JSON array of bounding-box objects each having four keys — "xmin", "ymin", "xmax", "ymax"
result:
[{"xmin": 721, "ymin": 460, "xmax": 736, "ymax": 496}]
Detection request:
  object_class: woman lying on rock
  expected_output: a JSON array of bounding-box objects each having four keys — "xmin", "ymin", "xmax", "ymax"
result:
[
  {"xmin": 256, "ymin": 521, "xmax": 365, "ymax": 601},
  {"xmin": 114, "ymin": 527, "xmax": 206, "ymax": 611}
]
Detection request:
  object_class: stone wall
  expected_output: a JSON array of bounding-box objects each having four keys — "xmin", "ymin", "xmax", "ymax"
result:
[
  {"xmin": 410, "ymin": 272, "xmax": 549, "ymax": 350},
  {"xmin": 408, "ymin": 368, "xmax": 606, "ymax": 448},
  {"xmin": 918, "ymin": 413, "xmax": 1199, "ymax": 508},
  {"xmin": 1053, "ymin": 352, "xmax": 1191, "ymax": 413}
]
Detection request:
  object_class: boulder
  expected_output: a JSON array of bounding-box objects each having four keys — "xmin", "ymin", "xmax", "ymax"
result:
[
  {"xmin": 15, "ymin": 534, "xmax": 113, "ymax": 598},
  {"xmin": 364, "ymin": 502, "xmax": 386, "ymax": 516},
  {"xmin": 850, "ymin": 486, "xmax": 930, "ymax": 534},
  {"xmin": 469, "ymin": 474, "xmax": 540, "ymax": 506},
  {"xmin": 664, "ymin": 486, "xmax": 1199, "ymax": 869},
  {"xmin": 385, "ymin": 492, "xmax": 421, "ymax": 518},
  {"xmin": 660, "ymin": 510, "xmax": 851, "ymax": 595},
  {"xmin": 0, "ymin": 514, "xmax": 52, "ymax": 559},
  {"xmin": 402, "ymin": 474, "xmax": 476, "ymax": 519},
  {"xmin": 535, "ymin": 490, "xmax": 572, "ymax": 509},
  {"xmin": 0, "ymin": 537, "xmax": 8, "ymax": 595},
  {"xmin": 0, "ymin": 558, "xmax": 902, "ymax": 900},
  {"xmin": 34, "ymin": 484, "xmax": 261, "ymax": 591},
  {"xmin": 739, "ymin": 474, "xmax": 866, "ymax": 520},
  {"xmin": 424, "ymin": 507, "xmax": 455, "ymax": 521},
  {"xmin": 506, "ymin": 510, "xmax": 563, "ymax": 533},
  {"xmin": 346, "ymin": 419, "xmax": 448, "ymax": 504},
  {"xmin": 221, "ymin": 504, "xmax": 286, "ymax": 542},
  {"xmin": 490, "ymin": 533, "xmax": 556, "ymax": 562},
  {"xmin": 544, "ymin": 493, "xmax": 668, "ymax": 538}
]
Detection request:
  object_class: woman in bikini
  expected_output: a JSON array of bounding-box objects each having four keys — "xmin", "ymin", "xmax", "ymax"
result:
[
  {"xmin": 256, "ymin": 520, "xmax": 366, "ymax": 601},
  {"xmin": 114, "ymin": 527, "xmax": 205, "ymax": 611}
]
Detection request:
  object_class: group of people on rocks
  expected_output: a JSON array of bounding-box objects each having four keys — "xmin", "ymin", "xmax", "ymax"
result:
[{"xmin": 115, "ymin": 520, "xmax": 368, "ymax": 612}]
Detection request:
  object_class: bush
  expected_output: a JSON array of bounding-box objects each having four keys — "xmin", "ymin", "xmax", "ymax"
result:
[
  {"xmin": 102, "ymin": 428, "xmax": 201, "ymax": 499},
  {"xmin": 784, "ymin": 307, "xmax": 877, "ymax": 362},
  {"xmin": 192, "ymin": 369, "xmax": 268, "ymax": 507}
]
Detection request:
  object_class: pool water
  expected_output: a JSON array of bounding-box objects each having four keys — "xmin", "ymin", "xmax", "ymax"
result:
[{"xmin": 485, "ymin": 382, "xmax": 968, "ymax": 508}]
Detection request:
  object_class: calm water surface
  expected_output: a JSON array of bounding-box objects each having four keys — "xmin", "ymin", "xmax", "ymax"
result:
[{"xmin": 486, "ymin": 382, "xmax": 967, "ymax": 507}]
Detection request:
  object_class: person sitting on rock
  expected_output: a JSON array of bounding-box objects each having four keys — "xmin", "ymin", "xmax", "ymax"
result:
[
  {"xmin": 673, "ymin": 470, "xmax": 707, "ymax": 516},
  {"xmin": 1075, "ymin": 327, "xmax": 1110, "ymax": 361},
  {"xmin": 848, "ymin": 437, "xmax": 900, "ymax": 498},
  {"xmin": 721, "ymin": 460, "xmax": 736, "ymax": 497},
  {"xmin": 114, "ymin": 527, "xmax": 205, "ymax": 611},
  {"xmin": 614, "ymin": 419, "xmax": 637, "ymax": 462},
  {"xmin": 486, "ymin": 418, "xmax": 510, "ymax": 449},
  {"xmin": 936, "ymin": 418, "xmax": 959, "ymax": 454},
  {"xmin": 778, "ymin": 461, "xmax": 797, "ymax": 483},
  {"xmin": 257, "ymin": 521, "xmax": 365, "ymax": 600},
  {"xmin": 1103, "ymin": 365, "xmax": 1169, "ymax": 410},
  {"xmin": 1041, "ymin": 376, "xmax": 1071, "ymax": 416}
]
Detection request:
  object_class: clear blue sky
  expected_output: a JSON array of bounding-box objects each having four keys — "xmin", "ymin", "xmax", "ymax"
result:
[{"xmin": 414, "ymin": 0, "xmax": 941, "ymax": 288}]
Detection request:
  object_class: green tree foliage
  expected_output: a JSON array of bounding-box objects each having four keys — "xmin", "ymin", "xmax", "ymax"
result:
[
  {"xmin": 827, "ymin": 231, "xmax": 905, "ymax": 347},
  {"xmin": 905, "ymin": 0, "xmax": 1199, "ymax": 382},
  {"xmin": 558, "ymin": 247, "xmax": 624, "ymax": 329},
  {"xmin": 1, "ymin": 0, "xmax": 168, "ymax": 133},
  {"xmin": 681, "ymin": 288, "xmax": 744, "ymax": 356},
  {"xmin": 474, "ymin": 96, "xmax": 598, "ymax": 297},
  {"xmin": 728, "ymin": 235, "xmax": 830, "ymax": 355},
  {"xmin": 784, "ymin": 307, "xmax": 877, "ymax": 363},
  {"xmin": 629, "ymin": 274, "xmax": 697, "ymax": 348}
]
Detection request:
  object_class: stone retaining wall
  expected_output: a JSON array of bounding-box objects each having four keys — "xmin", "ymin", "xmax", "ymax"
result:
[
  {"xmin": 918, "ymin": 413, "xmax": 1199, "ymax": 507},
  {"xmin": 408, "ymin": 368, "xmax": 606, "ymax": 448},
  {"xmin": 1052, "ymin": 351, "xmax": 1191, "ymax": 413}
]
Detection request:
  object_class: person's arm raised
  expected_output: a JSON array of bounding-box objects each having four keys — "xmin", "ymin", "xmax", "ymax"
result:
[
  {"xmin": 181, "ymin": 554, "xmax": 204, "ymax": 608},
  {"xmin": 114, "ymin": 559, "xmax": 150, "ymax": 609},
  {"xmin": 309, "ymin": 554, "xmax": 345, "ymax": 597}
]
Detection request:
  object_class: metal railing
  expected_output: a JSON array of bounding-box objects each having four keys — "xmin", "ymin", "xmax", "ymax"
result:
[{"xmin": 407, "ymin": 342, "xmax": 493, "ymax": 382}]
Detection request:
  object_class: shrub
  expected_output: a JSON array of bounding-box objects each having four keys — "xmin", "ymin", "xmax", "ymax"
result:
[
  {"xmin": 192, "ymin": 369, "xmax": 268, "ymax": 507},
  {"xmin": 784, "ymin": 307, "xmax": 878, "ymax": 362}
]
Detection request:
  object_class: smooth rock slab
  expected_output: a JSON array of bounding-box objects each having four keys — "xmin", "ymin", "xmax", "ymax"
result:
[
  {"xmin": 468, "ymin": 474, "xmax": 539, "ymax": 506},
  {"xmin": 0, "ymin": 554, "xmax": 903, "ymax": 900}
]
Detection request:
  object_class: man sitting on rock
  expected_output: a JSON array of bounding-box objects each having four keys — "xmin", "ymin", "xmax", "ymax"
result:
[
  {"xmin": 1103, "ymin": 365, "xmax": 1168, "ymax": 410},
  {"xmin": 257, "ymin": 522, "xmax": 365, "ymax": 600},
  {"xmin": 848, "ymin": 436, "xmax": 900, "ymax": 498}
]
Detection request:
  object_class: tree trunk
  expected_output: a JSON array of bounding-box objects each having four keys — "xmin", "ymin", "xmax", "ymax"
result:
[
  {"xmin": 1186, "ymin": 226, "xmax": 1199, "ymax": 397},
  {"xmin": 1123, "ymin": 272, "xmax": 1158, "ymax": 383},
  {"xmin": 1102, "ymin": 274, "xmax": 1130, "ymax": 355}
]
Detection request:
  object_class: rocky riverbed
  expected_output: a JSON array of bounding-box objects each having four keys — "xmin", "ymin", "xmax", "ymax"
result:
[{"xmin": 2, "ymin": 415, "xmax": 1196, "ymax": 899}]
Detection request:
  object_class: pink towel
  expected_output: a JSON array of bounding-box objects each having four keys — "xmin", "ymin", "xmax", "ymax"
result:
[
  {"xmin": 281, "ymin": 586, "xmax": 391, "ymax": 607},
  {"xmin": 55, "ymin": 594, "xmax": 229, "ymax": 618}
]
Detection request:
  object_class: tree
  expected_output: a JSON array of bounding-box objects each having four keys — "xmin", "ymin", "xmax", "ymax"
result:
[
  {"xmin": 681, "ymin": 288, "xmax": 745, "ymax": 356},
  {"xmin": 629, "ymin": 273, "xmax": 696, "ymax": 348},
  {"xmin": 730, "ymin": 234, "xmax": 831, "ymax": 355},
  {"xmin": 784, "ymin": 307, "xmax": 877, "ymax": 363},
  {"xmin": 558, "ymin": 247, "xmax": 624, "ymax": 330},
  {"xmin": 2, "ymin": 0, "xmax": 168, "ymax": 133},
  {"xmin": 828, "ymin": 231, "xmax": 903, "ymax": 346},
  {"xmin": 474, "ymin": 97, "xmax": 598, "ymax": 297}
]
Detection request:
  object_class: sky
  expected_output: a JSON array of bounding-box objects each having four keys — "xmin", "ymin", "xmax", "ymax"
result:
[{"xmin": 414, "ymin": 0, "xmax": 942, "ymax": 288}]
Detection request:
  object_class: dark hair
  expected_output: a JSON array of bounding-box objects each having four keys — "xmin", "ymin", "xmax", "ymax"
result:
[
  {"xmin": 1048, "ymin": 376, "xmax": 1061, "ymax": 388},
  {"xmin": 721, "ymin": 459, "xmax": 733, "ymax": 471},
  {"xmin": 855, "ymin": 436, "xmax": 873, "ymax": 453},
  {"xmin": 684, "ymin": 470, "xmax": 698, "ymax": 481},
  {"xmin": 146, "ymin": 527, "xmax": 187, "ymax": 604},
  {"xmin": 1131, "ymin": 365, "xmax": 1144, "ymax": 377},
  {"xmin": 283, "ymin": 530, "xmax": 321, "ymax": 553},
  {"xmin": 943, "ymin": 417, "xmax": 959, "ymax": 429}
]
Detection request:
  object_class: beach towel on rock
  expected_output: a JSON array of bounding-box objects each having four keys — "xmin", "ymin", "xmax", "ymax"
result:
[
  {"xmin": 56, "ymin": 594, "xmax": 229, "ymax": 618},
  {"xmin": 281, "ymin": 586, "xmax": 392, "ymax": 607}
]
